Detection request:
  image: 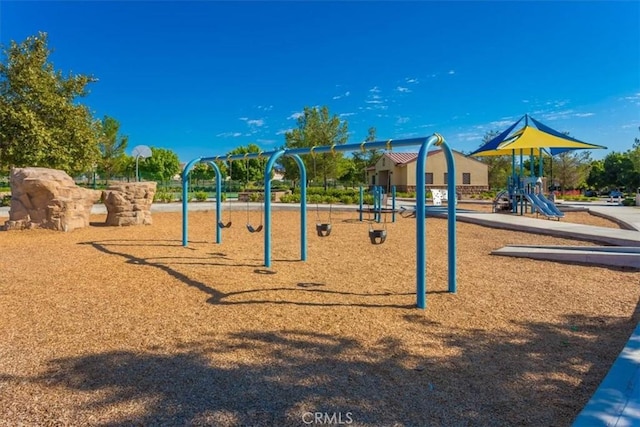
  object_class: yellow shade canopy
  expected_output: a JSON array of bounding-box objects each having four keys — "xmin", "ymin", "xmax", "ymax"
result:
[{"xmin": 469, "ymin": 116, "xmax": 606, "ymax": 157}]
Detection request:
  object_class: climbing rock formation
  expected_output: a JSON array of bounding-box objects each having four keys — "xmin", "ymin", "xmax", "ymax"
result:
[
  {"xmin": 3, "ymin": 167, "xmax": 101, "ymax": 232},
  {"xmin": 102, "ymin": 182, "xmax": 156, "ymax": 226}
]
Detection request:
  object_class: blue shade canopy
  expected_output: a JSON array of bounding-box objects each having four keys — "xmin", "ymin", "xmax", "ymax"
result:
[{"xmin": 469, "ymin": 115, "xmax": 607, "ymax": 157}]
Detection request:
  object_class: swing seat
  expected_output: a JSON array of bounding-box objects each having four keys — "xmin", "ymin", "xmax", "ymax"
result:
[
  {"xmin": 246, "ymin": 224, "xmax": 263, "ymax": 233},
  {"xmin": 218, "ymin": 221, "xmax": 232, "ymax": 229},
  {"xmin": 369, "ymin": 229, "xmax": 387, "ymax": 245},
  {"xmin": 316, "ymin": 223, "xmax": 332, "ymax": 237}
]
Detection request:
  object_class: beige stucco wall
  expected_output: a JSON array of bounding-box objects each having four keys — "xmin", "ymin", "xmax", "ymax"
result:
[{"xmin": 366, "ymin": 151, "xmax": 489, "ymax": 193}]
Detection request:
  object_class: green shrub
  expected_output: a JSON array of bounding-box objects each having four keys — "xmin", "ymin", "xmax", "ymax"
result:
[
  {"xmin": 0, "ymin": 194, "xmax": 11, "ymax": 207},
  {"xmin": 308, "ymin": 194, "xmax": 324, "ymax": 204},
  {"xmin": 279, "ymin": 193, "xmax": 301, "ymax": 203},
  {"xmin": 323, "ymin": 196, "xmax": 340, "ymax": 204},
  {"xmin": 622, "ymin": 198, "xmax": 636, "ymax": 206},
  {"xmin": 249, "ymin": 192, "xmax": 263, "ymax": 202},
  {"xmin": 194, "ymin": 191, "xmax": 208, "ymax": 202},
  {"xmin": 340, "ymin": 195, "xmax": 354, "ymax": 205},
  {"xmin": 154, "ymin": 191, "xmax": 174, "ymax": 203}
]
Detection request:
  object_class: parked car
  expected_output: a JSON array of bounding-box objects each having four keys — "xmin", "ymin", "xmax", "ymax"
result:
[
  {"xmin": 610, "ymin": 190, "xmax": 623, "ymax": 198},
  {"xmin": 584, "ymin": 190, "xmax": 599, "ymax": 197}
]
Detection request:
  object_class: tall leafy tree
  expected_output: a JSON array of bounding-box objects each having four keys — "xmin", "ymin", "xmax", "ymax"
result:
[
  {"xmin": 97, "ymin": 116, "xmax": 128, "ymax": 183},
  {"xmin": 586, "ymin": 159, "xmax": 605, "ymax": 190},
  {"xmin": 138, "ymin": 147, "xmax": 180, "ymax": 186},
  {"xmin": 227, "ymin": 144, "xmax": 265, "ymax": 188},
  {"xmin": 284, "ymin": 106, "xmax": 348, "ymax": 190},
  {"xmin": 474, "ymin": 131, "xmax": 512, "ymax": 189},
  {"xmin": 0, "ymin": 32, "xmax": 100, "ymax": 175},
  {"xmin": 348, "ymin": 127, "xmax": 381, "ymax": 184},
  {"xmin": 602, "ymin": 151, "xmax": 637, "ymax": 191},
  {"xmin": 190, "ymin": 163, "xmax": 214, "ymax": 187},
  {"xmin": 553, "ymin": 150, "xmax": 592, "ymax": 192}
]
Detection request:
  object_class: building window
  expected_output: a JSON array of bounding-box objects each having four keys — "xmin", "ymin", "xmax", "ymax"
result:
[
  {"xmin": 463, "ymin": 173, "xmax": 471, "ymax": 184},
  {"xmin": 443, "ymin": 172, "xmax": 448, "ymax": 183},
  {"xmin": 425, "ymin": 173, "xmax": 433, "ymax": 185}
]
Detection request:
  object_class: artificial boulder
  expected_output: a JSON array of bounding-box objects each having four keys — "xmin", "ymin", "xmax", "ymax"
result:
[
  {"xmin": 3, "ymin": 167, "xmax": 101, "ymax": 232},
  {"xmin": 102, "ymin": 182, "xmax": 156, "ymax": 226}
]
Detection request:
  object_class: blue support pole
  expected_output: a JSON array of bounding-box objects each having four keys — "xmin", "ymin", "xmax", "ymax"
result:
[
  {"xmin": 519, "ymin": 150, "xmax": 524, "ymax": 215},
  {"xmin": 206, "ymin": 161, "xmax": 222, "ymax": 244},
  {"xmin": 416, "ymin": 133, "xmax": 455, "ymax": 309},
  {"xmin": 181, "ymin": 157, "xmax": 202, "ymax": 247},
  {"xmin": 444, "ymin": 148, "xmax": 457, "ymax": 294},
  {"xmin": 263, "ymin": 151, "xmax": 307, "ymax": 267},
  {"xmin": 359, "ymin": 186, "xmax": 364, "ymax": 222},
  {"xmin": 374, "ymin": 186, "xmax": 380, "ymax": 223},
  {"xmin": 538, "ymin": 151, "xmax": 544, "ymax": 182},
  {"xmin": 392, "ymin": 185, "xmax": 396, "ymax": 223},
  {"xmin": 511, "ymin": 150, "xmax": 517, "ymax": 213}
]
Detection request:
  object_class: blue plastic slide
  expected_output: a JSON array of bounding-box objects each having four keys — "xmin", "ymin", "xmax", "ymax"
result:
[
  {"xmin": 537, "ymin": 193, "xmax": 565, "ymax": 217},
  {"xmin": 524, "ymin": 193, "xmax": 557, "ymax": 218}
]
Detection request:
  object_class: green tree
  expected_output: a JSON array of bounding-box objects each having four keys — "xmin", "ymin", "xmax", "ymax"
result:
[
  {"xmin": 586, "ymin": 159, "xmax": 605, "ymax": 190},
  {"xmin": 347, "ymin": 126, "xmax": 381, "ymax": 185},
  {"xmin": 227, "ymin": 144, "xmax": 265, "ymax": 188},
  {"xmin": 97, "ymin": 116, "xmax": 128, "ymax": 183},
  {"xmin": 284, "ymin": 106, "xmax": 348, "ymax": 190},
  {"xmin": 602, "ymin": 151, "xmax": 637, "ymax": 191},
  {"xmin": 139, "ymin": 147, "xmax": 180, "ymax": 186},
  {"xmin": 553, "ymin": 150, "xmax": 592, "ymax": 193},
  {"xmin": 0, "ymin": 32, "xmax": 100, "ymax": 175},
  {"xmin": 117, "ymin": 155, "xmax": 136, "ymax": 182},
  {"xmin": 474, "ymin": 131, "xmax": 512, "ymax": 190},
  {"xmin": 190, "ymin": 163, "xmax": 215, "ymax": 187}
]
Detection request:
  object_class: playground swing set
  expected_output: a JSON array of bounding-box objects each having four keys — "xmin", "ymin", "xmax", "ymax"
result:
[
  {"xmin": 217, "ymin": 156, "xmax": 233, "ymax": 229},
  {"xmin": 181, "ymin": 134, "xmax": 458, "ymax": 309},
  {"xmin": 310, "ymin": 147, "xmax": 333, "ymax": 238},
  {"xmin": 244, "ymin": 153, "xmax": 264, "ymax": 233}
]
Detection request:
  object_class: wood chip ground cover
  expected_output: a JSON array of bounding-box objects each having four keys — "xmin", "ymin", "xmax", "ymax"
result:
[{"xmin": 0, "ymin": 208, "xmax": 638, "ymax": 426}]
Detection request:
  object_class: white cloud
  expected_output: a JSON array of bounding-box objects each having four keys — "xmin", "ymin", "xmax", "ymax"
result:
[
  {"xmin": 257, "ymin": 105, "xmax": 273, "ymax": 111},
  {"xmin": 397, "ymin": 132, "xmax": 419, "ymax": 138},
  {"xmin": 339, "ymin": 112, "xmax": 356, "ymax": 117},
  {"xmin": 257, "ymin": 138, "xmax": 276, "ymax": 144},
  {"xmin": 365, "ymin": 99, "xmax": 384, "ymax": 104},
  {"xmin": 287, "ymin": 112, "xmax": 304, "ymax": 120},
  {"xmin": 369, "ymin": 86, "xmax": 381, "ymax": 93},
  {"xmin": 448, "ymin": 70, "xmax": 455, "ymax": 75},
  {"xmin": 396, "ymin": 86, "xmax": 411, "ymax": 93},
  {"xmin": 216, "ymin": 132, "xmax": 243, "ymax": 138},
  {"xmin": 574, "ymin": 112, "xmax": 595, "ymax": 118},
  {"xmin": 405, "ymin": 78, "xmax": 419, "ymax": 84},
  {"xmin": 541, "ymin": 110, "xmax": 575, "ymax": 121},
  {"xmin": 247, "ymin": 119, "xmax": 264, "ymax": 127},
  {"xmin": 522, "ymin": 99, "xmax": 530, "ymax": 103},
  {"xmin": 333, "ymin": 90, "xmax": 351, "ymax": 100},
  {"xmin": 455, "ymin": 132, "xmax": 482, "ymax": 141},
  {"xmin": 276, "ymin": 128, "xmax": 293, "ymax": 135},
  {"xmin": 396, "ymin": 116, "xmax": 410, "ymax": 125},
  {"xmin": 622, "ymin": 93, "xmax": 640, "ymax": 105},
  {"xmin": 485, "ymin": 119, "xmax": 515, "ymax": 129},
  {"xmin": 239, "ymin": 117, "xmax": 265, "ymax": 127}
]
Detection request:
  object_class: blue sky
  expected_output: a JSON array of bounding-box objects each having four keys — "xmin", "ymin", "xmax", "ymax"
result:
[{"xmin": 1, "ymin": 1, "xmax": 639, "ymax": 162}]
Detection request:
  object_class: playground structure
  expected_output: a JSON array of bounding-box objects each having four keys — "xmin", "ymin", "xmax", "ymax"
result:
[
  {"xmin": 181, "ymin": 134, "xmax": 457, "ymax": 309},
  {"xmin": 494, "ymin": 175, "xmax": 565, "ymax": 220},
  {"xmin": 471, "ymin": 114, "xmax": 606, "ymax": 220}
]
